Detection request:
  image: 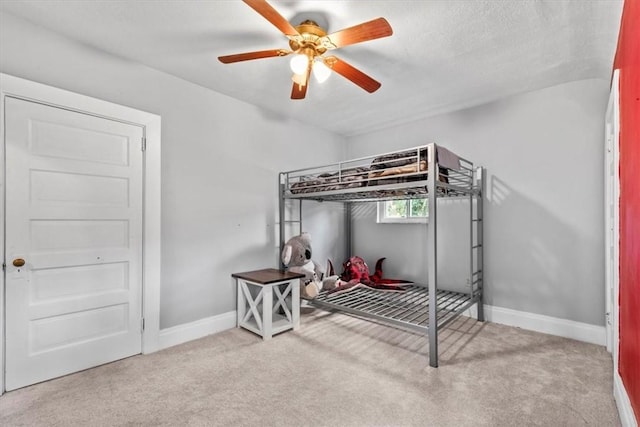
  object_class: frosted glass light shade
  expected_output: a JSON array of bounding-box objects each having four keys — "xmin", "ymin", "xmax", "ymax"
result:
[
  {"xmin": 312, "ymin": 59, "xmax": 331, "ymax": 83},
  {"xmin": 289, "ymin": 54, "xmax": 309, "ymax": 75},
  {"xmin": 291, "ymin": 73, "xmax": 306, "ymax": 85}
]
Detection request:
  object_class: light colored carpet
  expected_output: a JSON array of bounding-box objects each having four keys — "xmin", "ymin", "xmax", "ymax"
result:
[{"xmin": 0, "ymin": 308, "xmax": 620, "ymax": 426}]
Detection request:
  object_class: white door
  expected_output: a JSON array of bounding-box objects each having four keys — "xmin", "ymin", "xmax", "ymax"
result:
[{"xmin": 4, "ymin": 97, "xmax": 144, "ymax": 391}]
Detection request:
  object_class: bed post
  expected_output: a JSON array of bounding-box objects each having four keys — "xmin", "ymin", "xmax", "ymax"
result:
[
  {"xmin": 476, "ymin": 167, "xmax": 485, "ymax": 322},
  {"xmin": 427, "ymin": 143, "xmax": 438, "ymax": 367},
  {"xmin": 469, "ymin": 163, "xmax": 474, "ymax": 311},
  {"xmin": 278, "ymin": 173, "xmax": 285, "ymax": 269},
  {"xmin": 345, "ymin": 203, "xmax": 352, "ymax": 259}
]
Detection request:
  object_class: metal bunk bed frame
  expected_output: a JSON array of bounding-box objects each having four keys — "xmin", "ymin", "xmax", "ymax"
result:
[{"xmin": 278, "ymin": 143, "xmax": 484, "ymax": 367}]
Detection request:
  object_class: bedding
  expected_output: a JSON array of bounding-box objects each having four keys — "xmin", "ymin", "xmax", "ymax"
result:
[
  {"xmin": 290, "ymin": 167, "xmax": 369, "ymax": 194},
  {"xmin": 368, "ymin": 160, "xmax": 428, "ymax": 185},
  {"xmin": 370, "ymin": 148, "xmax": 428, "ymax": 170},
  {"xmin": 368, "ymin": 148, "xmax": 449, "ymax": 185},
  {"xmin": 287, "ymin": 146, "xmax": 455, "ymax": 195}
]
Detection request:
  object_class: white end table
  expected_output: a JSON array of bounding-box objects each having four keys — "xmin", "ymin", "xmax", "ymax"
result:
[{"xmin": 232, "ymin": 268, "xmax": 304, "ymax": 340}]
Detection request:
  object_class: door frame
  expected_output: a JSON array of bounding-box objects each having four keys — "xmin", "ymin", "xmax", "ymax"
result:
[
  {"xmin": 604, "ymin": 69, "xmax": 637, "ymax": 425},
  {"xmin": 0, "ymin": 73, "xmax": 162, "ymax": 394},
  {"xmin": 605, "ymin": 69, "xmax": 620, "ymax": 357}
]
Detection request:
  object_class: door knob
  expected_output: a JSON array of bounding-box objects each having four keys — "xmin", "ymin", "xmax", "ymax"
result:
[{"xmin": 12, "ymin": 258, "xmax": 26, "ymax": 267}]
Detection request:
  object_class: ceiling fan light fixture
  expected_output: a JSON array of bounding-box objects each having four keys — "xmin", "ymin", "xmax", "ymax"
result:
[
  {"xmin": 219, "ymin": 0, "xmax": 393, "ymax": 99},
  {"xmin": 312, "ymin": 59, "xmax": 331, "ymax": 83},
  {"xmin": 289, "ymin": 53, "xmax": 309, "ymax": 75},
  {"xmin": 291, "ymin": 72, "xmax": 306, "ymax": 85}
]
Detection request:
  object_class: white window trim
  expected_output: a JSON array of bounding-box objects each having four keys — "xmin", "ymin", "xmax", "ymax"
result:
[{"xmin": 376, "ymin": 200, "xmax": 429, "ymax": 224}]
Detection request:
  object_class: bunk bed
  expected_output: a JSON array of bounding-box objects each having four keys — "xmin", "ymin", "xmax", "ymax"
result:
[{"xmin": 278, "ymin": 143, "xmax": 484, "ymax": 367}]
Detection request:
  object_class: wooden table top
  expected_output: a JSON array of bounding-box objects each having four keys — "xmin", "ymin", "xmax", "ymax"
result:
[{"xmin": 231, "ymin": 268, "xmax": 305, "ymax": 285}]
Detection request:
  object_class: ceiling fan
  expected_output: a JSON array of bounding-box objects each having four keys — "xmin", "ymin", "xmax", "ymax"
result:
[{"xmin": 218, "ymin": 0, "xmax": 393, "ymax": 100}]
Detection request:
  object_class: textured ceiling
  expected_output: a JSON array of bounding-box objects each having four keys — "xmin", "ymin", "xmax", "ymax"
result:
[{"xmin": 0, "ymin": 0, "xmax": 623, "ymax": 136}]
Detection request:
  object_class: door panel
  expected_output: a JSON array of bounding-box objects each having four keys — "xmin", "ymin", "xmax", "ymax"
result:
[
  {"xmin": 29, "ymin": 118, "xmax": 130, "ymax": 166},
  {"xmin": 5, "ymin": 97, "xmax": 143, "ymax": 391}
]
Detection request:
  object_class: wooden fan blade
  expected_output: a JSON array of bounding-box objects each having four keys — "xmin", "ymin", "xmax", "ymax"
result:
[
  {"xmin": 291, "ymin": 80, "xmax": 308, "ymax": 100},
  {"xmin": 325, "ymin": 56, "xmax": 382, "ymax": 93},
  {"xmin": 243, "ymin": 0, "xmax": 300, "ymax": 38},
  {"xmin": 218, "ymin": 49, "xmax": 290, "ymax": 64},
  {"xmin": 290, "ymin": 76, "xmax": 308, "ymax": 100},
  {"xmin": 291, "ymin": 63, "xmax": 311, "ymax": 99},
  {"xmin": 319, "ymin": 17, "xmax": 392, "ymax": 50}
]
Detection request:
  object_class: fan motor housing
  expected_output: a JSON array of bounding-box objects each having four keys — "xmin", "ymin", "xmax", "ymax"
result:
[{"xmin": 289, "ymin": 20, "xmax": 328, "ymax": 54}]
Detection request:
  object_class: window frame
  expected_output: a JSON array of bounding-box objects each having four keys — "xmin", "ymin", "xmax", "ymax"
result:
[{"xmin": 377, "ymin": 199, "xmax": 429, "ymax": 224}]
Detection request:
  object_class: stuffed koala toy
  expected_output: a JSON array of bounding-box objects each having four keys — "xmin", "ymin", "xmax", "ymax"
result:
[{"xmin": 281, "ymin": 233, "xmax": 324, "ymax": 299}]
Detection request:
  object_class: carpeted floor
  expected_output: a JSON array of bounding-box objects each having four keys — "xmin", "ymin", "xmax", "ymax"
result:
[{"xmin": 0, "ymin": 308, "xmax": 620, "ymax": 426}]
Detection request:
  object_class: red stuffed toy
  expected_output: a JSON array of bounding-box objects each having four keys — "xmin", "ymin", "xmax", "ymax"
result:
[{"xmin": 326, "ymin": 256, "xmax": 411, "ymax": 294}]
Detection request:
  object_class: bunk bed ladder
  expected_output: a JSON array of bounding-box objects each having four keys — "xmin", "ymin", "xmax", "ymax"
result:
[
  {"xmin": 471, "ymin": 166, "xmax": 485, "ymax": 322},
  {"xmin": 428, "ymin": 152, "xmax": 484, "ymax": 368}
]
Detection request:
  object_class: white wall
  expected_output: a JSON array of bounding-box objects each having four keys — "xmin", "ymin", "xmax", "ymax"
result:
[
  {"xmin": 347, "ymin": 79, "xmax": 609, "ymax": 326},
  {"xmin": 0, "ymin": 12, "xmax": 346, "ymax": 329},
  {"xmin": 0, "ymin": 10, "xmax": 610, "ymax": 329}
]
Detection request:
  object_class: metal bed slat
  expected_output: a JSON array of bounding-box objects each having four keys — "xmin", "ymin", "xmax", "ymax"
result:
[
  {"xmin": 438, "ymin": 293, "xmax": 467, "ymax": 316},
  {"xmin": 346, "ymin": 293, "xmax": 383, "ymax": 312},
  {"xmin": 383, "ymin": 292, "xmax": 431, "ymax": 321},
  {"xmin": 341, "ymin": 296, "xmax": 387, "ymax": 313},
  {"xmin": 385, "ymin": 293, "xmax": 431, "ymax": 323},
  {"xmin": 367, "ymin": 295, "xmax": 408, "ymax": 316},
  {"xmin": 353, "ymin": 290, "xmax": 408, "ymax": 314},
  {"xmin": 324, "ymin": 289, "xmax": 368, "ymax": 306},
  {"xmin": 312, "ymin": 285, "xmax": 473, "ymax": 333},
  {"xmin": 403, "ymin": 290, "xmax": 448, "ymax": 324},
  {"xmin": 369, "ymin": 287, "xmax": 426, "ymax": 317}
]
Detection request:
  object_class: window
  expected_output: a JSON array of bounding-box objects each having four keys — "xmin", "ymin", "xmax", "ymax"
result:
[{"xmin": 377, "ymin": 199, "xmax": 428, "ymax": 223}]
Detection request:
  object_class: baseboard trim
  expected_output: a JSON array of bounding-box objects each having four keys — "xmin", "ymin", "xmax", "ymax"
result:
[
  {"xmin": 615, "ymin": 370, "xmax": 639, "ymax": 427},
  {"xmin": 158, "ymin": 305, "xmax": 605, "ymax": 349},
  {"xmin": 158, "ymin": 311, "xmax": 236, "ymax": 350},
  {"xmin": 463, "ymin": 304, "xmax": 606, "ymax": 346}
]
